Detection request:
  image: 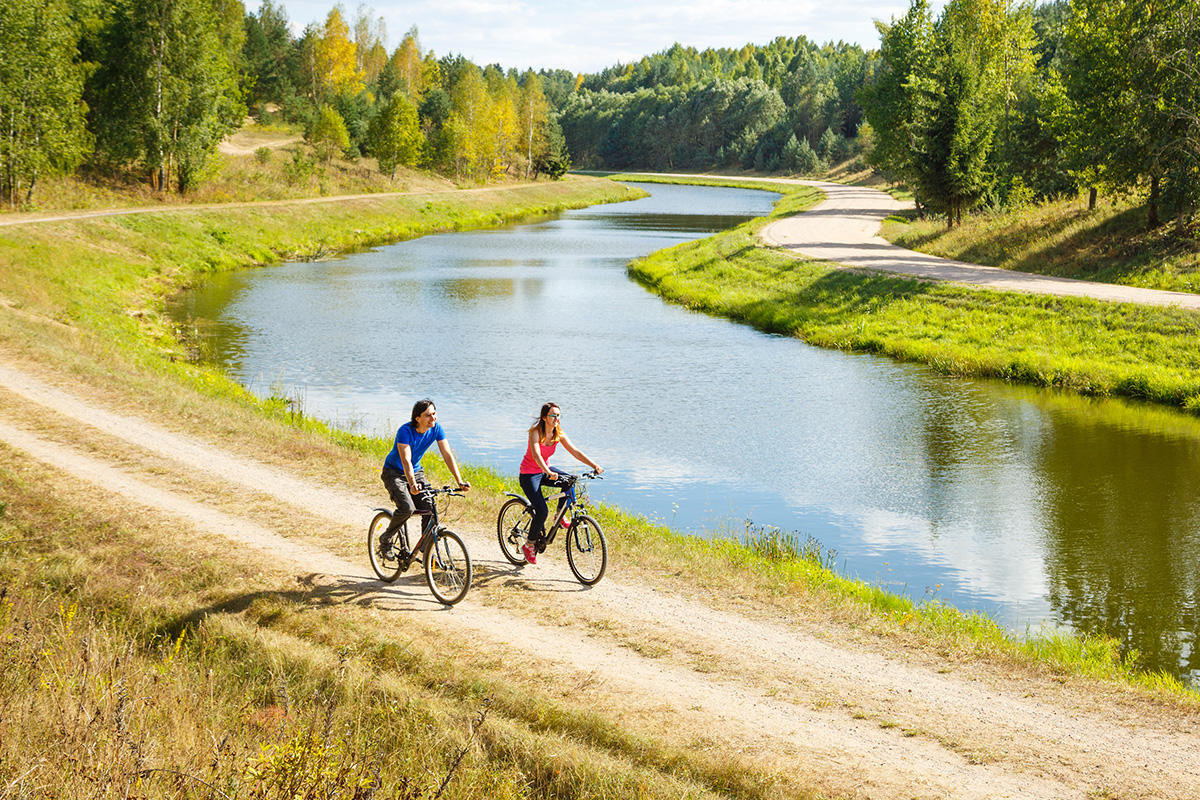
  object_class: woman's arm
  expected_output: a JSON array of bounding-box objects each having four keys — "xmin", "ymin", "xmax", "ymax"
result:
[{"xmin": 559, "ymin": 434, "xmax": 602, "ymax": 473}]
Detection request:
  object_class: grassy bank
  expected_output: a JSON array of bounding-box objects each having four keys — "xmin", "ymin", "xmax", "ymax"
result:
[
  {"xmin": 0, "ymin": 452, "xmax": 760, "ymax": 800},
  {"xmin": 0, "ymin": 176, "xmax": 640, "ymax": 376},
  {"xmin": 625, "ymin": 180, "xmax": 1200, "ymax": 413},
  {"xmin": 882, "ymin": 192, "xmax": 1200, "ymax": 295},
  {"xmin": 1, "ymin": 174, "xmax": 1196, "ymax": 797}
]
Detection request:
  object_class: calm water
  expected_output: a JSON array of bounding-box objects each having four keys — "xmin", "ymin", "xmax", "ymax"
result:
[{"xmin": 171, "ymin": 183, "xmax": 1200, "ymax": 682}]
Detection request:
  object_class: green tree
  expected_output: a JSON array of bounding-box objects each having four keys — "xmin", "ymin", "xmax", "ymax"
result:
[
  {"xmin": 1146, "ymin": 1, "xmax": 1200, "ymax": 230},
  {"xmin": 0, "ymin": 0, "xmax": 92, "ymax": 206},
  {"xmin": 782, "ymin": 134, "xmax": 820, "ymax": 174},
  {"xmin": 1058, "ymin": 0, "xmax": 1163, "ymax": 225},
  {"xmin": 308, "ymin": 104, "xmax": 350, "ymax": 162},
  {"xmin": 243, "ymin": 0, "xmax": 299, "ymax": 112},
  {"xmin": 532, "ymin": 117, "xmax": 571, "ymax": 178},
  {"xmin": 859, "ymin": 0, "xmax": 935, "ymax": 199},
  {"xmin": 911, "ymin": 31, "xmax": 996, "ymax": 226},
  {"xmin": 368, "ymin": 93, "xmax": 422, "ymax": 178},
  {"xmin": 89, "ymin": 0, "xmax": 244, "ymax": 192}
]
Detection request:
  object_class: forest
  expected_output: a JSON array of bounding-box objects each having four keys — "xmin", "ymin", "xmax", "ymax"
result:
[{"xmin": 1, "ymin": 0, "xmax": 1198, "ymax": 230}]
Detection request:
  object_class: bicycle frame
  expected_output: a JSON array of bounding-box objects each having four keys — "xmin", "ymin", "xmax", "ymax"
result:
[
  {"xmin": 373, "ymin": 489, "xmax": 444, "ymax": 568},
  {"xmin": 501, "ymin": 470, "xmax": 597, "ymax": 545}
]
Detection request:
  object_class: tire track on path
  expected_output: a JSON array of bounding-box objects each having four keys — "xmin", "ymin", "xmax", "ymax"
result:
[{"xmin": 3, "ymin": 358, "xmax": 1199, "ymax": 798}]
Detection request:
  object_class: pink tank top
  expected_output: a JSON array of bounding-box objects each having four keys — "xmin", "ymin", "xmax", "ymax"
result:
[{"xmin": 520, "ymin": 439, "xmax": 558, "ymax": 474}]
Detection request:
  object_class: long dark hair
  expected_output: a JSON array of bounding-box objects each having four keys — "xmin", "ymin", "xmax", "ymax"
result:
[
  {"xmin": 411, "ymin": 398, "xmax": 435, "ymax": 424},
  {"xmin": 527, "ymin": 402, "xmax": 562, "ymax": 445}
]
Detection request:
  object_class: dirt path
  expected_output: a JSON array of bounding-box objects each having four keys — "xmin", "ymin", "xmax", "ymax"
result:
[
  {"xmin": 2, "ymin": 356, "xmax": 1198, "ymax": 799},
  {"xmin": 758, "ymin": 179, "xmax": 1200, "ymax": 311}
]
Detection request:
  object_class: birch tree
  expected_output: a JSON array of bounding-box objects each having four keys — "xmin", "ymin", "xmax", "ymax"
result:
[
  {"xmin": 89, "ymin": 0, "xmax": 243, "ymax": 192},
  {"xmin": 0, "ymin": 0, "xmax": 91, "ymax": 206}
]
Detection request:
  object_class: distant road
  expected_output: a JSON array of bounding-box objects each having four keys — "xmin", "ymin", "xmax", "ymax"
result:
[{"xmin": 756, "ymin": 178, "xmax": 1200, "ymax": 312}]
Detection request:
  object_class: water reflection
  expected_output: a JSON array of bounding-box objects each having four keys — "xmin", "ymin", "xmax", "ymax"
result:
[
  {"xmin": 1032, "ymin": 396, "xmax": 1200, "ymax": 676},
  {"xmin": 169, "ymin": 182, "xmax": 1200, "ymax": 683}
]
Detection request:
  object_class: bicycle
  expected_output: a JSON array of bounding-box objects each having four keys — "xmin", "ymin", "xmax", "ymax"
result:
[
  {"xmin": 496, "ymin": 470, "xmax": 608, "ymax": 585},
  {"xmin": 368, "ymin": 486, "xmax": 473, "ymax": 605}
]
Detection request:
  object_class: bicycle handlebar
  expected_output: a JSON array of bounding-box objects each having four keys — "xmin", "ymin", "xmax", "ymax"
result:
[
  {"xmin": 419, "ymin": 485, "xmax": 467, "ymax": 499},
  {"xmin": 562, "ymin": 470, "xmax": 603, "ymax": 485}
]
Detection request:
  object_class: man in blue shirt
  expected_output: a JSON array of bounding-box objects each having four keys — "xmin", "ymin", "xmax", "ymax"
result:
[{"xmin": 379, "ymin": 398, "xmax": 470, "ymax": 557}]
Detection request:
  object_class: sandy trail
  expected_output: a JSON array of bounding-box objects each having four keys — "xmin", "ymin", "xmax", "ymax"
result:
[
  {"xmin": 2, "ymin": 358, "xmax": 1198, "ymax": 799},
  {"xmin": 757, "ymin": 178, "xmax": 1200, "ymax": 311}
]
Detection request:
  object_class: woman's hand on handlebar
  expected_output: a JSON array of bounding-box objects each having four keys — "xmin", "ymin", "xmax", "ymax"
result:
[{"xmin": 457, "ymin": 480, "xmax": 471, "ymax": 491}]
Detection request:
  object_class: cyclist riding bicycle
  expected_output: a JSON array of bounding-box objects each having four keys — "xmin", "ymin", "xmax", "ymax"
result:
[
  {"xmin": 518, "ymin": 402, "xmax": 602, "ymax": 564},
  {"xmin": 379, "ymin": 398, "xmax": 470, "ymax": 560}
]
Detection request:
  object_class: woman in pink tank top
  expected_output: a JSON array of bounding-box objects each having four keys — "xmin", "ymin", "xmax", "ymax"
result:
[{"xmin": 518, "ymin": 402, "xmax": 603, "ymax": 564}]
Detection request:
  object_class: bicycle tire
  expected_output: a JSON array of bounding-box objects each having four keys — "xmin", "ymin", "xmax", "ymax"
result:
[
  {"xmin": 367, "ymin": 511, "xmax": 404, "ymax": 582},
  {"xmin": 496, "ymin": 497, "xmax": 533, "ymax": 565},
  {"xmin": 425, "ymin": 529, "xmax": 472, "ymax": 605},
  {"xmin": 565, "ymin": 514, "xmax": 607, "ymax": 585}
]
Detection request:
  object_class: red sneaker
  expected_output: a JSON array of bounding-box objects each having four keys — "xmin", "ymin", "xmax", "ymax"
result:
[{"xmin": 521, "ymin": 543, "xmax": 537, "ymax": 564}]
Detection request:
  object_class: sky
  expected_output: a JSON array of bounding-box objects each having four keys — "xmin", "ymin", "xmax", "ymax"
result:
[{"xmin": 270, "ymin": 1, "xmax": 949, "ymax": 74}]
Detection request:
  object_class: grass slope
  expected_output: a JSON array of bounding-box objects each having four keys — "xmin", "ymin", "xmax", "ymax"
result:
[
  {"xmin": 625, "ymin": 180, "xmax": 1200, "ymax": 413},
  {"xmin": 1, "ymin": 171, "xmax": 1196, "ymax": 798}
]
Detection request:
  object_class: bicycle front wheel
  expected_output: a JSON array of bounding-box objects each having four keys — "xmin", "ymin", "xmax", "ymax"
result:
[
  {"xmin": 566, "ymin": 514, "xmax": 607, "ymax": 585},
  {"xmin": 497, "ymin": 497, "xmax": 533, "ymax": 565},
  {"xmin": 368, "ymin": 511, "xmax": 404, "ymax": 582},
  {"xmin": 425, "ymin": 529, "xmax": 472, "ymax": 605}
]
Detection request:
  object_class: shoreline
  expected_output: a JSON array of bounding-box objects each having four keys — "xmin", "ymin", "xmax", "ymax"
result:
[{"xmin": 2, "ymin": 175, "xmax": 1198, "ymax": 798}]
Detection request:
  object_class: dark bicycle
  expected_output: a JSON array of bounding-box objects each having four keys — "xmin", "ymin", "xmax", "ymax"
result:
[
  {"xmin": 368, "ymin": 486, "xmax": 472, "ymax": 605},
  {"xmin": 496, "ymin": 470, "xmax": 607, "ymax": 585}
]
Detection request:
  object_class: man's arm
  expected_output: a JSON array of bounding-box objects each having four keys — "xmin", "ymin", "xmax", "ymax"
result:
[{"xmin": 437, "ymin": 439, "xmax": 470, "ymax": 489}]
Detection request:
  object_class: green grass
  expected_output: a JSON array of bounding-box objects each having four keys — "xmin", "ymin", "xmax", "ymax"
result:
[
  {"xmin": 2, "ymin": 168, "xmax": 1197, "ymax": 800},
  {"xmin": 627, "ymin": 184, "xmax": 1200, "ymax": 413},
  {"xmin": 884, "ymin": 193, "xmax": 1200, "ymax": 294},
  {"xmin": 0, "ymin": 462, "xmax": 743, "ymax": 799}
]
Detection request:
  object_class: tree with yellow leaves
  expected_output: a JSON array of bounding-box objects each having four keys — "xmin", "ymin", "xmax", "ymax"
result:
[
  {"xmin": 303, "ymin": 5, "xmax": 362, "ymax": 102},
  {"xmin": 517, "ymin": 72, "xmax": 552, "ymax": 178},
  {"xmin": 353, "ymin": 4, "xmax": 387, "ymax": 85}
]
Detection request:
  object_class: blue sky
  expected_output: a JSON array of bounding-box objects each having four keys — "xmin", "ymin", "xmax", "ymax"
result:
[{"xmin": 269, "ymin": 1, "xmax": 948, "ymax": 74}]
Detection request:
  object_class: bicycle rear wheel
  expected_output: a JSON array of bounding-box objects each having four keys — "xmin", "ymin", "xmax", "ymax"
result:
[
  {"xmin": 425, "ymin": 529, "xmax": 472, "ymax": 605},
  {"xmin": 368, "ymin": 511, "xmax": 404, "ymax": 582},
  {"xmin": 565, "ymin": 514, "xmax": 607, "ymax": 585},
  {"xmin": 496, "ymin": 497, "xmax": 533, "ymax": 565}
]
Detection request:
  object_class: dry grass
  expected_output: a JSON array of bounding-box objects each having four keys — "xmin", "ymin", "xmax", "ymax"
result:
[
  {"xmin": 883, "ymin": 192, "xmax": 1200, "ymax": 294},
  {"xmin": 0, "ymin": 446, "xmax": 777, "ymax": 799}
]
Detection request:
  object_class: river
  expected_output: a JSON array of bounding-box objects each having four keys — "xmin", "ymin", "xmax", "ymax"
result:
[{"xmin": 169, "ymin": 182, "xmax": 1200, "ymax": 683}]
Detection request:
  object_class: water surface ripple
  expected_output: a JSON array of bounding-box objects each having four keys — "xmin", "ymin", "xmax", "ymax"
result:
[{"xmin": 171, "ymin": 182, "xmax": 1200, "ymax": 683}]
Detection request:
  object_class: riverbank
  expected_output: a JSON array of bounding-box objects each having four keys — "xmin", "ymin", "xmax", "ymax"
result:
[
  {"xmin": 622, "ymin": 175, "xmax": 1200, "ymax": 414},
  {"xmin": 3, "ymin": 177, "xmax": 1199, "ymax": 798},
  {"xmin": 883, "ymin": 193, "xmax": 1200, "ymax": 295}
]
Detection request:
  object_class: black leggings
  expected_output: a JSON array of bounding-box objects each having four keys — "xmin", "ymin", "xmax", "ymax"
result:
[{"xmin": 519, "ymin": 468, "xmax": 573, "ymax": 537}]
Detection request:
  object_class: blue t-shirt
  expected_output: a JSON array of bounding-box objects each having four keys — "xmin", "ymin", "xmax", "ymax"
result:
[{"xmin": 384, "ymin": 421, "xmax": 445, "ymax": 472}]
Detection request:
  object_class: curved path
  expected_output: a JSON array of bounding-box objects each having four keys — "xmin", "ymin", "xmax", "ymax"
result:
[
  {"xmin": 3, "ymin": 354, "xmax": 1200, "ymax": 799},
  {"xmin": 758, "ymin": 179, "xmax": 1200, "ymax": 311}
]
